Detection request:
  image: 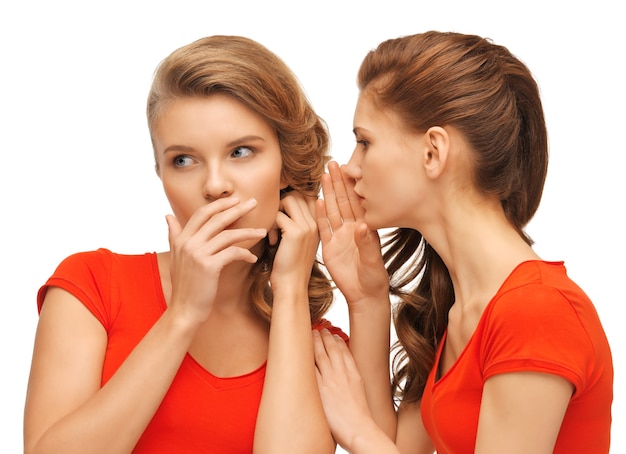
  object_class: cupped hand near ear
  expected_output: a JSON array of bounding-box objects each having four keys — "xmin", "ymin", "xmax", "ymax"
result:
[{"xmin": 316, "ymin": 161, "xmax": 389, "ymax": 309}]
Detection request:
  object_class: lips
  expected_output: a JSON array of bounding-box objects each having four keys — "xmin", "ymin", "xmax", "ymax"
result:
[
  {"xmin": 353, "ymin": 193, "xmax": 365, "ymax": 207},
  {"xmin": 353, "ymin": 186, "xmax": 365, "ymax": 204}
]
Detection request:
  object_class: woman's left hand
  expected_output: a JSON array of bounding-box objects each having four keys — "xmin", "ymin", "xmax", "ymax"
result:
[
  {"xmin": 269, "ymin": 191, "xmax": 319, "ymax": 292},
  {"xmin": 313, "ymin": 329, "xmax": 382, "ymax": 451}
]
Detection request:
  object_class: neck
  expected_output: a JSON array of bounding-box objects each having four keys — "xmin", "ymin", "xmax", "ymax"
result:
[{"xmin": 421, "ymin": 201, "xmax": 540, "ymax": 311}]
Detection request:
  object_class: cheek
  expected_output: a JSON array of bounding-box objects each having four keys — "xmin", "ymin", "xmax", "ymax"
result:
[
  {"xmin": 255, "ymin": 181, "xmax": 282, "ymax": 223},
  {"xmin": 162, "ymin": 180, "xmax": 197, "ymax": 225},
  {"xmin": 363, "ymin": 178, "xmax": 409, "ymax": 229}
]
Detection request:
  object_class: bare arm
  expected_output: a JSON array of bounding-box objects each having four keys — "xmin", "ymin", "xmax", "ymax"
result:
[
  {"xmin": 23, "ymin": 287, "xmax": 200, "ymax": 453},
  {"xmin": 396, "ymin": 401, "xmax": 435, "ymax": 454},
  {"xmin": 254, "ymin": 192, "xmax": 334, "ymax": 453},
  {"xmin": 475, "ymin": 372, "xmax": 573, "ymax": 453}
]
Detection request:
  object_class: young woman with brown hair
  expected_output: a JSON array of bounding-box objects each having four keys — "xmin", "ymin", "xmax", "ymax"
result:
[{"xmin": 313, "ymin": 31, "xmax": 613, "ymax": 453}]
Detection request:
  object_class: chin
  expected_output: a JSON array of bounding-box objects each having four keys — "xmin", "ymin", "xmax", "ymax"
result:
[
  {"xmin": 363, "ymin": 213, "xmax": 392, "ymax": 231},
  {"xmin": 363, "ymin": 215, "xmax": 381, "ymax": 230}
]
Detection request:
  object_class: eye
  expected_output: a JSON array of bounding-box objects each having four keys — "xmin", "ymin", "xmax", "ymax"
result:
[
  {"xmin": 356, "ymin": 139, "xmax": 370, "ymax": 149},
  {"xmin": 173, "ymin": 155, "xmax": 194, "ymax": 167},
  {"xmin": 231, "ymin": 146, "xmax": 254, "ymax": 159}
]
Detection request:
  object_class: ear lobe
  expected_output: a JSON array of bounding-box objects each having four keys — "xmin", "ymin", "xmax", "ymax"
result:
[{"xmin": 423, "ymin": 126, "xmax": 449, "ymax": 179}]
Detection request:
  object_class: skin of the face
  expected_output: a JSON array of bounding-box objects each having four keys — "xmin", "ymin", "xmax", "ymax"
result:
[
  {"xmin": 344, "ymin": 92, "xmax": 430, "ymax": 230},
  {"xmin": 152, "ymin": 94, "xmax": 287, "ymax": 251}
]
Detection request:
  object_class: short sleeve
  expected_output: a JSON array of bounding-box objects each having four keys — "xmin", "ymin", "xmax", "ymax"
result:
[
  {"xmin": 37, "ymin": 249, "xmax": 114, "ymax": 329},
  {"xmin": 481, "ymin": 284, "xmax": 593, "ymax": 392}
]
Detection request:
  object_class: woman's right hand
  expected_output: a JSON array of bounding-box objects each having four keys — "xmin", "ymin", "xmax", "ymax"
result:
[
  {"xmin": 24, "ymin": 198, "xmax": 267, "ymax": 454},
  {"xmin": 316, "ymin": 161, "xmax": 389, "ymax": 310},
  {"xmin": 165, "ymin": 197, "xmax": 267, "ymax": 324}
]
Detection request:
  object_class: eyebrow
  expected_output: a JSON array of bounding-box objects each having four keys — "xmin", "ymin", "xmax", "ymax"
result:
[
  {"xmin": 162, "ymin": 144, "xmax": 194, "ymax": 155},
  {"xmin": 226, "ymin": 135, "xmax": 266, "ymax": 148},
  {"xmin": 161, "ymin": 135, "xmax": 267, "ymax": 155},
  {"xmin": 353, "ymin": 127, "xmax": 368, "ymax": 136}
]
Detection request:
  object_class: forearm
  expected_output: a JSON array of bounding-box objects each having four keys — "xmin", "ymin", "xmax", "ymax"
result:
[
  {"xmin": 27, "ymin": 310, "xmax": 197, "ymax": 454},
  {"xmin": 349, "ymin": 420, "xmax": 402, "ymax": 454},
  {"xmin": 254, "ymin": 286, "xmax": 334, "ymax": 454},
  {"xmin": 349, "ymin": 296, "xmax": 397, "ymax": 439}
]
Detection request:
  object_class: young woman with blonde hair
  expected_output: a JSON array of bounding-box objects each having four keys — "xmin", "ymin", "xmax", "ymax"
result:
[{"xmin": 24, "ymin": 35, "xmax": 345, "ymax": 453}]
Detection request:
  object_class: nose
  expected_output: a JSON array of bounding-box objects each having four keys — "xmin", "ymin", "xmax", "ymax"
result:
[
  {"xmin": 342, "ymin": 148, "xmax": 363, "ymax": 181},
  {"xmin": 203, "ymin": 164, "xmax": 233, "ymax": 200}
]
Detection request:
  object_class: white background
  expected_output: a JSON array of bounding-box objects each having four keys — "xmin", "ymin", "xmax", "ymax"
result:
[{"xmin": 1, "ymin": 1, "xmax": 623, "ymax": 452}]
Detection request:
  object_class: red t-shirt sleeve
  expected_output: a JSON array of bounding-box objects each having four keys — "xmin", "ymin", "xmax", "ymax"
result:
[
  {"xmin": 312, "ymin": 318, "xmax": 349, "ymax": 344},
  {"xmin": 481, "ymin": 284, "xmax": 593, "ymax": 393},
  {"xmin": 37, "ymin": 249, "xmax": 114, "ymax": 329}
]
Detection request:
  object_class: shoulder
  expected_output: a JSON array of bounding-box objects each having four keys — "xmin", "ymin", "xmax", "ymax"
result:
[
  {"xmin": 52, "ymin": 248, "xmax": 114, "ymax": 273},
  {"xmin": 480, "ymin": 261, "xmax": 610, "ymax": 388},
  {"xmin": 38, "ymin": 249, "xmax": 157, "ymax": 311},
  {"xmin": 489, "ymin": 260, "xmax": 597, "ymax": 325},
  {"xmin": 51, "ymin": 248, "xmax": 156, "ymax": 277}
]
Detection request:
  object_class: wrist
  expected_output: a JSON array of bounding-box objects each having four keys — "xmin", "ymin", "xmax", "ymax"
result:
[
  {"xmin": 347, "ymin": 295, "xmax": 392, "ymax": 317},
  {"xmin": 347, "ymin": 417, "xmax": 395, "ymax": 454},
  {"xmin": 271, "ymin": 283, "xmax": 309, "ymax": 304},
  {"xmin": 162, "ymin": 303, "xmax": 207, "ymax": 336}
]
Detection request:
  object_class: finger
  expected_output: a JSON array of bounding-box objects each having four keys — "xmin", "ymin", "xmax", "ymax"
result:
[
  {"xmin": 193, "ymin": 198, "xmax": 259, "ymax": 240},
  {"xmin": 316, "ymin": 199, "xmax": 333, "ymax": 245},
  {"xmin": 281, "ymin": 191, "xmax": 318, "ymax": 230},
  {"xmin": 313, "ymin": 329, "xmax": 332, "ymax": 374},
  {"xmin": 339, "ymin": 165, "xmax": 365, "ymax": 220},
  {"xmin": 172, "ymin": 227, "xmax": 266, "ymax": 270},
  {"xmin": 318, "ymin": 328, "xmax": 350, "ymax": 371},
  {"xmin": 165, "ymin": 214, "xmax": 182, "ymax": 248},
  {"xmin": 354, "ymin": 223, "xmax": 385, "ymax": 266},
  {"xmin": 306, "ymin": 196, "xmax": 319, "ymax": 228},
  {"xmin": 320, "ymin": 172, "xmax": 343, "ymax": 232},
  {"xmin": 331, "ymin": 333, "xmax": 361, "ymax": 377},
  {"xmin": 267, "ymin": 222, "xmax": 280, "ymax": 246},
  {"xmin": 279, "ymin": 192, "xmax": 307, "ymax": 223},
  {"xmin": 181, "ymin": 197, "xmax": 241, "ymax": 234},
  {"xmin": 277, "ymin": 193, "xmax": 319, "ymax": 238},
  {"xmin": 328, "ymin": 161, "xmax": 356, "ymax": 222},
  {"xmin": 194, "ymin": 228, "xmax": 267, "ymax": 256},
  {"xmin": 204, "ymin": 243, "xmax": 262, "ymax": 267},
  {"xmin": 319, "ymin": 330, "xmax": 360, "ymax": 380},
  {"xmin": 273, "ymin": 215, "xmax": 320, "ymax": 264}
]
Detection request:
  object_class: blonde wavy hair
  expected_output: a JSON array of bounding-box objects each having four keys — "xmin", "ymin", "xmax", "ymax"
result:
[{"xmin": 147, "ymin": 35, "xmax": 333, "ymax": 323}]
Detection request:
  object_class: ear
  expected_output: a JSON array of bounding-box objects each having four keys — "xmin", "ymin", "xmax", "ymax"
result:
[{"xmin": 423, "ymin": 126, "xmax": 449, "ymax": 179}]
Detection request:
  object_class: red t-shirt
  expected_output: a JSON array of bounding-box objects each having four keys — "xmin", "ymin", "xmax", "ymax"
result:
[
  {"xmin": 37, "ymin": 248, "xmax": 348, "ymax": 453},
  {"xmin": 421, "ymin": 261, "xmax": 613, "ymax": 453}
]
